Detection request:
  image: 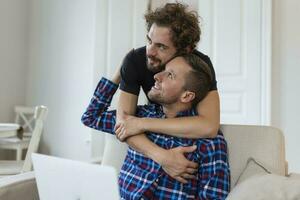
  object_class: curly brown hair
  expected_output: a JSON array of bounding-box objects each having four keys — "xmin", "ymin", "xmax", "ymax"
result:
[{"xmin": 145, "ymin": 3, "xmax": 201, "ymax": 53}]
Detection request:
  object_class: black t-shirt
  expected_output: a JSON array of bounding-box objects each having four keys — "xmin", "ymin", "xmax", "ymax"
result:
[{"xmin": 120, "ymin": 46, "xmax": 217, "ymax": 102}]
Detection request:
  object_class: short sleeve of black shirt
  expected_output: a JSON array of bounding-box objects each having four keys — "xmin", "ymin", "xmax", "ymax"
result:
[{"xmin": 119, "ymin": 49, "xmax": 144, "ymax": 96}]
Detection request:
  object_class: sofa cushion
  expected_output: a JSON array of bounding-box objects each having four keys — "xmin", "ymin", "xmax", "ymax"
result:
[
  {"xmin": 227, "ymin": 174, "xmax": 300, "ymax": 200},
  {"xmin": 235, "ymin": 157, "xmax": 271, "ymax": 186}
]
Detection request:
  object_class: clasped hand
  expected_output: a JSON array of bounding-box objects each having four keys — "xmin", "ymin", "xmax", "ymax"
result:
[
  {"xmin": 115, "ymin": 114, "xmax": 143, "ymax": 141},
  {"xmin": 114, "ymin": 115, "xmax": 198, "ymax": 183}
]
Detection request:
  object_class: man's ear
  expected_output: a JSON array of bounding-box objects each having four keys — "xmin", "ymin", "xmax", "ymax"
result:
[{"xmin": 181, "ymin": 91, "xmax": 195, "ymax": 103}]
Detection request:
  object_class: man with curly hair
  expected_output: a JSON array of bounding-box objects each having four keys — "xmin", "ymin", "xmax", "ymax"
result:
[{"xmin": 116, "ymin": 2, "xmax": 221, "ymax": 185}]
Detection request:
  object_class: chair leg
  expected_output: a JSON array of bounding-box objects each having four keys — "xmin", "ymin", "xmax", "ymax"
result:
[{"xmin": 16, "ymin": 147, "xmax": 22, "ymax": 161}]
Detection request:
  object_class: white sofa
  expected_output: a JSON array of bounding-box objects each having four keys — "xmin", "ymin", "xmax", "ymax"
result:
[{"xmin": 0, "ymin": 124, "xmax": 298, "ymax": 199}]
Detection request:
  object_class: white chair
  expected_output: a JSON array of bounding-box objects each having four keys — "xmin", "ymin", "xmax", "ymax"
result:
[
  {"xmin": 0, "ymin": 106, "xmax": 35, "ymax": 161},
  {"xmin": 0, "ymin": 106, "xmax": 48, "ymax": 176}
]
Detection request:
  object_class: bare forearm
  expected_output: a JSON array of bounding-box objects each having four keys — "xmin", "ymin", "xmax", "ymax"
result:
[
  {"xmin": 125, "ymin": 134, "xmax": 166, "ymax": 164},
  {"xmin": 141, "ymin": 116, "xmax": 218, "ymax": 138},
  {"xmin": 117, "ymin": 91, "xmax": 165, "ymax": 163},
  {"xmin": 139, "ymin": 91, "xmax": 220, "ymax": 139}
]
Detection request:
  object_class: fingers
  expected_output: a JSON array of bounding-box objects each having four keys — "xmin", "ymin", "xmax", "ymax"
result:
[
  {"xmin": 115, "ymin": 125, "xmax": 126, "ymax": 142},
  {"xmin": 114, "ymin": 123, "xmax": 121, "ymax": 130},
  {"xmin": 114, "ymin": 124, "xmax": 122, "ymax": 137},
  {"xmin": 181, "ymin": 173, "xmax": 196, "ymax": 179},
  {"xmin": 186, "ymin": 160, "xmax": 198, "ymax": 169},
  {"xmin": 175, "ymin": 173, "xmax": 196, "ymax": 184},
  {"xmin": 186, "ymin": 167, "xmax": 197, "ymax": 174},
  {"xmin": 180, "ymin": 145, "xmax": 197, "ymax": 153},
  {"xmin": 119, "ymin": 127, "xmax": 127, "ymax": 141},
  {"xmin": 174, "ymin": 176, "xmax": 188, "ymax": 184},
  {"xmin": 178, "ymin": 146, "xmax": 198, "ymax": 169}
]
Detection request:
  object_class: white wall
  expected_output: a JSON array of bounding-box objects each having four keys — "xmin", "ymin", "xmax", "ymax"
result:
[
  {"xmin": 272, "ymin": 0, "xmax": 300, "ymax": 172},
  {"xmin": 2, "ymin": 0, "xmax": 299, "ymax": 171},
  {"xmin": 27, "ymin": 0, "xmax": 97, "ymax": 160},
  {"xmin": 0, "ymin": 0, "xmax": 29, "ymax": 122}
]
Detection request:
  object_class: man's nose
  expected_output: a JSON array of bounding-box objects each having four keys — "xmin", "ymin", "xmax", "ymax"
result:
[
  {"xmin": 154, "ymin": 71, "xmax": 163, "ymax": 81},
  {"xmin": 147, "ymin": 44, "xmax": 157, "ymax": 56}
]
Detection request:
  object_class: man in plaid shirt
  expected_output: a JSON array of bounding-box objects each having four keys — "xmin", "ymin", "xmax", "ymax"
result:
[{"xmin": 82, "ymin": 54, "xmax": 230, "ymax": 199}]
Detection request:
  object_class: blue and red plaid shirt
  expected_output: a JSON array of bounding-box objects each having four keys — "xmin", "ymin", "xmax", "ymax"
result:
[{"xmin": 82, "ymin": 78, "xmax": 230, "ymax": 200}]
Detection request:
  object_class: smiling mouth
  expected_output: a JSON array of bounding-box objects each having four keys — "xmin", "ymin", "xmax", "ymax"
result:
[
  {"xmin": 152, "ymin": 83, "xmax": 160, "ymax": 90},
  {"xmin": 148, "ymin": 56, "xmax": 160, "ymax": 63},
  {"xmin": 148, "ymin": 59, "xmax": 157, "ymax": 65}
]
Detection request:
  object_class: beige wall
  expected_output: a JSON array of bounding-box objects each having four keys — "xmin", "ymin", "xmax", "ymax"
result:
[
  {"xmin": 272, "ymin": 0, "xmax": 300, "ymax": 172},
  {"xmin": 0, "ymin": 0, "xmax": 29, "ymax": 122}
]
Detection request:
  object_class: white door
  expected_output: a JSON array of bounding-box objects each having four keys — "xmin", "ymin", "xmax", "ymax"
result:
[{"xmin": 198, "ymin": 0, "xmax": 271, "ymax": 125}]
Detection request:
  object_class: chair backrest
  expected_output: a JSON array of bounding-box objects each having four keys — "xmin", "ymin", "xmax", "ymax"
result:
[
  {"xmin": 21, "ymin": 106, "xmax": 48, "ymax": 172},
  {"xmin": 14, "ymin": 106, "xmax": 35, "ymax": 137},
  {"xmin": 0, "ymin": 171, "xmax": 38, "ymax": 200},
  {"xmin": 220, "ymin": 124, "xmax": 286, "ymax": 189}
]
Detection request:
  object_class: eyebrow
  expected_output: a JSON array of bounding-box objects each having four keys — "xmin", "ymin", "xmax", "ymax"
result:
[
  {"xmin": 166, "ymin": 69, "xmax": 176, "ymax": 78},
  {"xmin": 146, "ymin": 35, "xmax": 169, "ymax": 49}
]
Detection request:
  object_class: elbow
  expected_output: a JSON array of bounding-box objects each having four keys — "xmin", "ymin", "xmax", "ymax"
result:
[
  {"xmin": 199, "ymin": 116, "xmax": 220, "ymax": 138},
  {"xmin": 81, "ymin": 113, "xmax": 90, "ymax": 127},
  {"xmin": 190, "ymin": 125, "xmax": 219, "ymax": 139},
  {"xmin": 203, "ymin": 125, "xmax": 219, "ymax": 138}
]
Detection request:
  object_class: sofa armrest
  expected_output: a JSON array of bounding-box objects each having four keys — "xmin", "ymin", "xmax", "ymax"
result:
[
  {"xmin": 287, "ymin": 172, "xmax": 300, "ymax": 180},
  {"xmin": 0, "ymin": 172, "xmax": 39, "ymax": 200}
]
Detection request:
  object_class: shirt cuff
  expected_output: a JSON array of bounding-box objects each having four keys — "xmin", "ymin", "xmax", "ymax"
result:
[{"xmin": 94, "ymin": 77, "xmax": 118, "ymax": 99}]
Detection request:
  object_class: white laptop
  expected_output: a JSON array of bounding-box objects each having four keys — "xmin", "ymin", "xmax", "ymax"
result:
[{"xmin": 32, "ymin": 153, "xmax": 120, "ymax": 200}]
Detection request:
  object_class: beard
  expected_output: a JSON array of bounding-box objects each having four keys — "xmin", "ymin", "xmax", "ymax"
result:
[
  {"xmin": 148, "ymin": 90, "xmax": 162, "ymax": 104},
  {"xmin": 146, "ymin": 56, "xmax": 165, "ymax": 73},
  {"xmin": 148, "ymin": 89, "xmax": 178, "ymax": 105}
]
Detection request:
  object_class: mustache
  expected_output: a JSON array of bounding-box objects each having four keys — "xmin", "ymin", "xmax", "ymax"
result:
[{"xmin": 147, "ymin": 55, "xmax": 160, "ymax": 62}]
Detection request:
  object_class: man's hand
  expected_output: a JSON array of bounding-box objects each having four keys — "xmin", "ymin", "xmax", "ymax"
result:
[
  {"xmin": 115, "ymin": 115, "xmax": 143, "ymax": 141},
  {"xmin": 160, "ymin": 145, "xmax": 198, "ymax": 184}
]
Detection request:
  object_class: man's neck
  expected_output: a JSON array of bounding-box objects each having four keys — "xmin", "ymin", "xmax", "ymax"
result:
[{"xmin": 162, "ymin": 103, "xmax": 192, "ymax": 118}]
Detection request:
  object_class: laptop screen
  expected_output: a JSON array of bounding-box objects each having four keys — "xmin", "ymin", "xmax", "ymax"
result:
[{"xmin": 32, "ymin": 153, "xmax": 120, "ymax": 200}]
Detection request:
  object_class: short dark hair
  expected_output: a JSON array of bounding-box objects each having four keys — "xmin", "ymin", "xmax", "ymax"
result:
[
  {"xmin": 145, "ymin": 3, "xmax": 201, "ymax": 53},
  {"xmin": 181, "ymin": 54, "xmax": 212, "ymax": 106}
]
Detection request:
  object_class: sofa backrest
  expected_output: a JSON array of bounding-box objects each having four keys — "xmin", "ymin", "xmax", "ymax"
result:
[
  {"xmin": 101, "ymin": 124, "xmax": 287, "ymax": 192},
  {"xmin": 221, "ymin": 124, "xmax": 286, "ymax": 189}
]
